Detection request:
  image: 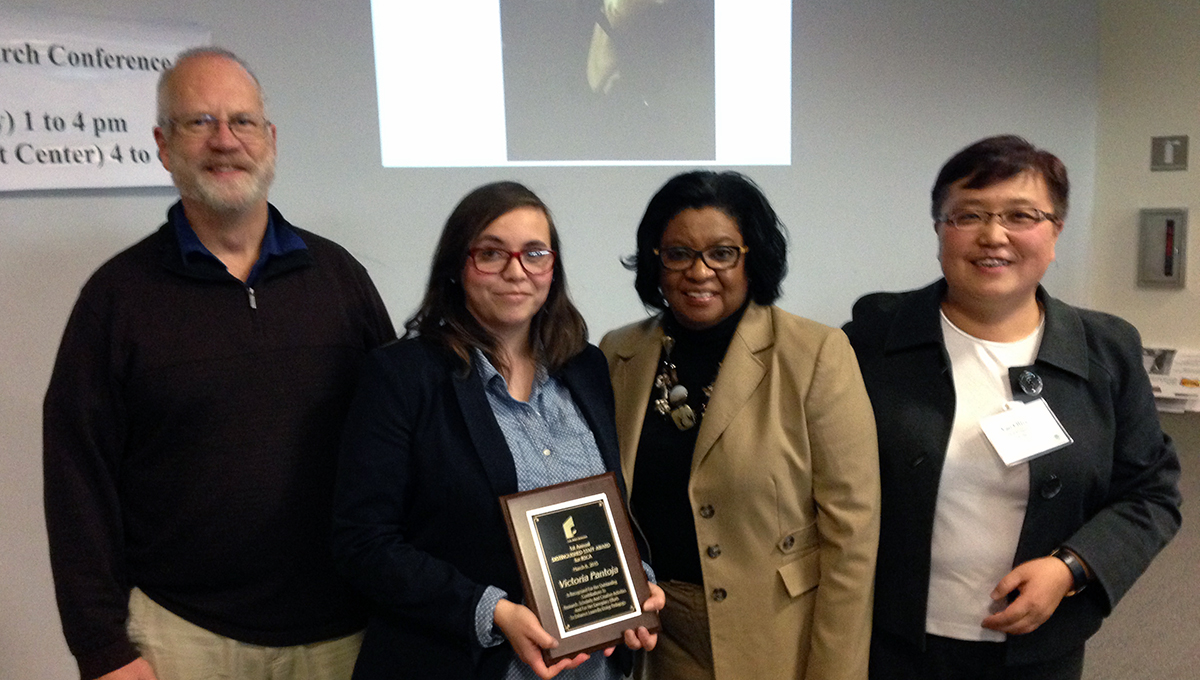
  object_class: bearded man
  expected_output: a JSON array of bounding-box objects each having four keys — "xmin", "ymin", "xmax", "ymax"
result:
[{"xmin": 43, "ymin": 47, "xmax": 394, "ymax": 680}]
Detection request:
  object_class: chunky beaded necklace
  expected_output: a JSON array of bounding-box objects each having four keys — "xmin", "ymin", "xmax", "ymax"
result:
[{"xmin": 653, "ymin": 334, "xmax": 718, "ymax": 431}]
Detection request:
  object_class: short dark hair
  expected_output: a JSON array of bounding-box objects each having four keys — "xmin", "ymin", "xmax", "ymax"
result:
[
  {"xmin": 624, "ymin": 170, "xmax": 788, "ymax": 311},
  {"xmin": 405, "ymin": 181, "xmax": 587, "ymax": 374},
  {"xmin": 931, "ymin": 135, "xmax": 1069, "ymax": 221}
]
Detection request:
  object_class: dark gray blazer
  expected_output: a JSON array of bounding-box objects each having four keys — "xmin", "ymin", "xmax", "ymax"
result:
[
  {"xmin": 332, "ymin": 338, "xmax": 631, "ymax": 679},
  {"xmin": 844, "ymin": 280, "xmax": 1181, "ymax": 666}
]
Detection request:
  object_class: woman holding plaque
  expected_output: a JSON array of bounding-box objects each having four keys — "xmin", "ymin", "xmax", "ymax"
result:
[
  {"xmin": 600, "ymin": 170, "xmax": 881, "ymax": 680},
  {"xmin": 844, "ymin": 135, "xmax": 1181, "ymax": 679},
  {"xmin": 333, "ymin": 181, "xmax": 664, "ymax": 680}
]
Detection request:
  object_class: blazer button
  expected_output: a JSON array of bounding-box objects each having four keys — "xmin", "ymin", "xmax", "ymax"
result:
[
  {"xmin": 707, "ymin": 545, "xmax": 722, "ymax": 558},
  {"xmin": 1041, "ymin": 475, "xmax": 1062, "ymax": 499},
  {"xmin": 910, "ymin": 455, "xmax": 926, "ymax": 468},
  {"xmin": 782, "ymin": 535, "xmax": 795, "ymax": 550},
  {"xmin": 699, "ymin": 504, "xmax": 715, "ymax": 519},
  {"xmin": 711, "ymin": 588, "xmax": 727, "ymax": 602}
]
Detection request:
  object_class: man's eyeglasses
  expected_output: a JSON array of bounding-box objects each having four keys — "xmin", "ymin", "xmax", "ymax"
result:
[
  {"xmin": 468, "ymin": 248, "xmax": 556, "ymax": 275},
  {"xmin": 655, "ymin": 245, "xmax": 748, "ymax": 272},
  {"xmin": 938, "ymin": 209, "xmax": 1059, "ymax": 232},
  {"xmin": 167, "ymin": 113, "xmax": 271, "ymax": 141}
]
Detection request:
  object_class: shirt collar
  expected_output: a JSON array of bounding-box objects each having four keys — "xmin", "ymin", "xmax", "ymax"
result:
[
  {"xmin": 882, "ymin": 280, "xmax": 947, "ymax": 353},
  {"xmin": 1032, "ymin": 289, "xmax": 1089, "ymax": 379},
  {"xmin": 662, "ymin": 298, "xmax": 748, "ymax": 348},
  {"xmin": 473, "ymin": 349, "xmax": 548, "ymax": 399},
  {"xmin": 884, "ymin": 279, "xmax": 1089, "ymax": 379},
  {"xmin": 169, "ymin": 202, "xmax": 307, "ymax": 284}
]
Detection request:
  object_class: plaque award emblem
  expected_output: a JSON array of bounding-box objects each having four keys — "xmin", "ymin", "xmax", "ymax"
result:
[{"xmin": 500, "ymin": 472, "xmax": 659, "ymax": 662}]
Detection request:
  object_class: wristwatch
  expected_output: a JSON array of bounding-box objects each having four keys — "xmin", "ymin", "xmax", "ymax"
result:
[{"xmin": 1051, "ymin": 547, "xmax": 1089, "ymax": 596}]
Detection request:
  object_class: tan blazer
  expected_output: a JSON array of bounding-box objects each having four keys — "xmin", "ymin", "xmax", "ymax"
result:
[{"xmin": 600, "ymin": 303, "xmax": 880, "ymax": 680}]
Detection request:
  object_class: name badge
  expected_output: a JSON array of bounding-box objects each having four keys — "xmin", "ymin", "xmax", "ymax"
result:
[{"xmin": 979, "ymin": 398, "xmax": 1073, "ymax": 467}]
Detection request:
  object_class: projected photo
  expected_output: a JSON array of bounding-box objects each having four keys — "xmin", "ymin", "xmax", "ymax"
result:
[
  {"xmin": 371, "ymin": 0, "xmax": 790, "ymax": 167},
  {"xmin": 501, "ymin": 0, "xmax": 714, "ymax": 161}
]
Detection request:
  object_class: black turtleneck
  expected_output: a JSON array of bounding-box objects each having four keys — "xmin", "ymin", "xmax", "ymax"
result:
[{"xmin": 630, "ymin": 304, "xmax": 746, "ymax": 584}]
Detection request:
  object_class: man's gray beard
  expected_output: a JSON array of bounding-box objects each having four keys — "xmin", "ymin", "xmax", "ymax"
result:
[{"xmin": 173, "ymin": 158, "xmax": 275, "ymax": 214}]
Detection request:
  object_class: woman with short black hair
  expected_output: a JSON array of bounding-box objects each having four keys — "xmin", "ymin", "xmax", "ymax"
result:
[
  {"xmin": 602, "ymin": 170, "xmax": 881, "ymax": 680},
  {"xmin": 846, "ymin": 135, "xmax": 1181, "ymax": 680}
]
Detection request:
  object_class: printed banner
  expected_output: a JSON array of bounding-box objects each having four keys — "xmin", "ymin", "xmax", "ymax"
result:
[{"xmin": 0, "ymin": 12, "xmax": 209, "ymax": 191}]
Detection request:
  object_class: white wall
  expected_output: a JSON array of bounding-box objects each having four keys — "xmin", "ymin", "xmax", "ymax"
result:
[
  {"xmin": 0, "ymin": 1, "xmax": 1102, "ymax": 676},
  {"xmin": 1094, "ymin": 0, "xmax": 1200, "ymax": 348}
]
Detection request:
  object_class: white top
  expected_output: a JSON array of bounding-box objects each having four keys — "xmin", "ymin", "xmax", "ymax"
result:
[{"xmin": 925, "ymin": 311, "xmax": 1043, "ymax": 642}]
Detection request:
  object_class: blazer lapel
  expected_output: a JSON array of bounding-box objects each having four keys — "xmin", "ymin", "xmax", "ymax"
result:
[
  {"xmin": 609, "ymin": 322, "xmax": 665, "ymax": 494},
  {"xmin": 452, "ymin": 361, "xmax": 518, "ymax": 497},
  {"xmin": 693, "ymin": 304, "xmax": 770, "ymax": 472}
]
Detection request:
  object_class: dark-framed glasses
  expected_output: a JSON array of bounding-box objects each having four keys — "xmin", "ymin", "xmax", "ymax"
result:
[
  {"xmin": 468, "ymin": 247, "xmax": 556, "ymax": 275},
  {"xmin": 168, "ymin": 113, "xmax": 271, "ymax": 141},
  {"xmin": 655, "ymin": 245, "xmax": 748, "ymax": 272},
  {"xmin": 939, "ymin": 209, "xmax": 1059, "ymax": 232}
]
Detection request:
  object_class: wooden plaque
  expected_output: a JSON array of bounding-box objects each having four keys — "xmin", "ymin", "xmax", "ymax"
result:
[{"xmin": 500, "ymin": 472, "xmax": 658, "ymax": 662}]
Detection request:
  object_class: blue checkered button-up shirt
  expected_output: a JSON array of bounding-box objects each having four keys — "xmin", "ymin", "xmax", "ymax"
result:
[{"xmin": 471, "ymin": 351, "xmax": 619, "ymax": 680}]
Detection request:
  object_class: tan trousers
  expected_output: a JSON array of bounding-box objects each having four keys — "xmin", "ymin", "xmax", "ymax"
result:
[
  {"xmin": 638, "ymin": 580, "xmax": 715, "ymax": 680},
  {"xmin": 126, "ymin": 587, "xmax": 363, "ymax": 680}
]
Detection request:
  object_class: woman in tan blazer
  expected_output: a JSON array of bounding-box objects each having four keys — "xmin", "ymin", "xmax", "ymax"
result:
[{"xmin": 600, "ymin": 171, "xmax": 880, "ymax": 680}]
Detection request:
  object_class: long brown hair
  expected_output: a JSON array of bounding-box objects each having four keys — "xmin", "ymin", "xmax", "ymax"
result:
[{"xmin": 404, "ymin": 181, "xmax": 587, "ymax": 375}]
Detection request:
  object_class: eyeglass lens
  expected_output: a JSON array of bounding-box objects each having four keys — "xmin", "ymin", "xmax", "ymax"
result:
[
  {"xmin": 471, "ymin": 249, "xmax": 555, "ymax": 274},
  {"xmin": 659, "ymin": 246, "xmax": 744, "ymax": 271},
  {"xmin": 942, "ymin": 209, "xmax": 1052, "ymax": 230},
  {"xmin": 173, "ymin": 114, "xmax": 269, "ymax": 139}
]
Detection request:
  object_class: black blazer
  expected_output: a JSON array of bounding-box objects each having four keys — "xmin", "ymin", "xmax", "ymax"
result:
[
  {"xmin": 332, "ymin": 338, "xmax": 630, "ymax": 679},
  {"xmin": 844, "ymin": 280, "xmax": 1181, "ymax": 666}
]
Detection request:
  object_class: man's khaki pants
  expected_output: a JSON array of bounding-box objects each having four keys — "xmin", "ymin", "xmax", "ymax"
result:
[{"xmin": 127, "ymin": 587, "xmax": 363, "ymax": 680}]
